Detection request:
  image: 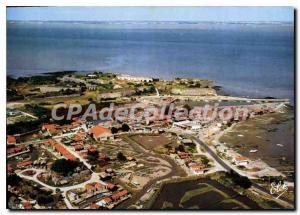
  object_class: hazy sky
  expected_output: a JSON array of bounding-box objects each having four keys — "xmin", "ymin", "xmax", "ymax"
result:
[{"xmin": 7, "ymin": 7, "xmax": 294, "ymax": 22}]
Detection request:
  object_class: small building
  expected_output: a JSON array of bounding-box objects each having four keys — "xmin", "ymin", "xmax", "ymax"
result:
[
  {"xmin": 21, "ymin": 202, "xmax": 32, "ymax": 209},
  {"xmin": 106, "ymin": 183, "xmax": 117, "ymax": 191},
  {"xmin": 232, "ymin": 156, "xmax": 249, "ymax": 166},
  {"xmin": 85, "ymin": 182, "xmax": 106, "ymax": 193},
  {"xmin": 172, "ymin": 120, "xmax": 201, "ymax": 131},
  {"xmin": 73, "ymin": 144, "xmax": 84, "ymax": 151},
  {"xmin": 190, "ymin": 165, "xmax": 206, "ymax": 175},
  {"xmin": 7, "ymin": 135, "xmax": 16, "ymax": 145},
  {"xmin": 117, "ymin": 74, "xmax": 153, "ymax": 82},
  {"xmin": 42, "ymin": 124, "xmax": 58, "ymax": 135},
  {"xmin": 97, "ymin": 197, "xmax": 113, "ymax": 208},
  {"xmin": 17, "ymin": 160, "xmax": 33, "ymax": 168},
  {"xmin": 90, "ymin": 203, "xmax": 102, "ymax": 209},
  {"xmin": 89, "ymin": 125, "xmax": 113, "ymax": 141},
  {"xmin": 111, "ymin": 190, "xmax": 129, "ymax": 201}
]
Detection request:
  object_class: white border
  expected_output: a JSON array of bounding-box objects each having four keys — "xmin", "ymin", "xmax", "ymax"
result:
[{"xmin": 1, "ymin": 1, "xmax": 298, "ymax": 214}]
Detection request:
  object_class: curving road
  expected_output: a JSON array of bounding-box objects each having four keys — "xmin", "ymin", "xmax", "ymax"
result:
[{"xmin": 191, "ymin": 137, "xmax": 294, "ymax": 207}]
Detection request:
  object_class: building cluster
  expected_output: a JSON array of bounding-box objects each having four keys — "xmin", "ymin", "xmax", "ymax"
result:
[
  {"xmin": 43, "ymin": 139, "xmax": 77, "ymax": 160},
  {"xmin": 42, "ymin": 119, "xmax": 86, "ymax": 136},
  {"xmin": 116, "ymin": 74, "xmax": 153, "ymax": 82},
  {"xmin": 171, "ymin": 88, "xmax": 217, "ymax": 96},
  {"xmin": 67, "ymin": 181, "xmax": 130, "ymax": 209}
]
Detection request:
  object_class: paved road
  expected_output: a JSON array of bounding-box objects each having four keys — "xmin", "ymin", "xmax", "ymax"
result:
[
  {"xmin": 191, "ymin": 137, "xmax": 294, "ymax": 207},
  {"xmin": 192, "ymin": 137, "xmax": 231, "ymax": 171}
]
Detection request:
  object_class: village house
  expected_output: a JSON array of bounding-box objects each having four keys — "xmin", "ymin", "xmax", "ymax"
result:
[
  {"xmin": 90, "ymin": 203, "xmax": 102, "ymax": 209},
  {"xmin": 190, "ymin": 165, "xmax": 206, "ymax": 175},
  {"xmin": 232, "ymin": 156, "xmax": 249, "ymax": 166},
  {"xmin": 43, "ymin": 139, "xmax": 77, "ymax": 160},
  {"xmin": 172, "ymin": 120, "xmax": 201, "ymax": 131},
  {"xmin": 89, "ymin": 125, "xmax": 113, "ymax": 141},
  {"xmin": 96, "ymin": 197, "xmax": 113, "ymax": 208},
  {"xmin": 7, "ymin": 135, "xmax": 17, "ymax": 145},
  {"xmin": 85, "ymin": 182, "xmax": 106, "ymax": 194},
  {"xmin": 68, "ymin": 190, "xmax": 82, "ymax": 202},
  {"xmin": 20, "ymin": 201, "xmax": 32, "ymax": 209},
  {"xmin": 111, "ymin": 190, "xmax": 129, "ymax": 202},
  {"xmin": 42, "ymin": 124, "xmax": 59, "ymax": 136},
  {"xmin": 73, "ymin": 144, "xmax": 84, "ymax": 151},
  {"xmin": 7, "ymin": 145, "xmax": 29, "ymax": 157},
  {"xmin": 16, "ymin": 160, "xmax": 33, "ymax": 169},
  {"xmin": 177, "ymin": 151, "xmax": 189, "ymax": 159},
  {"xmin": 106, "ymin": 183, "xmax": 117, "ymax": 191}
]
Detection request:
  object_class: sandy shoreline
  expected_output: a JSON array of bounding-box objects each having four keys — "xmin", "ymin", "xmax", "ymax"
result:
[{"xmin": 219, "ymin": 110, "xmax": 294, "ymax": 176}]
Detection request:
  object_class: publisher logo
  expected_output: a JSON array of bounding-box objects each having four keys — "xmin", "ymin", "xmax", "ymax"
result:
[{"xmin": 270, "ymin": 181, "xmax": 288, "ymax": 199}]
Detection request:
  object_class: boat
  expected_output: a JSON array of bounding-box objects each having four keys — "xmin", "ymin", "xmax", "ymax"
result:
[
  {"xmin": 249, "ymin": 149, "xmax": 258, "ymax": 153},
  {"xmin": 276, "ymin": 144, "xmax": 284, "ymax": 147}
]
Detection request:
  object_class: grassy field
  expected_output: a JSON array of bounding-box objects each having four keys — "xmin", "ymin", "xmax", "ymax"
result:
[{"xmin": 130, "ymin": 133, "xmax": 179, "ymax": 152}]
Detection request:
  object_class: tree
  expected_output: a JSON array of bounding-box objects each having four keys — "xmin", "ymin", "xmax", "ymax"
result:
[
  {"xmin": 37, "ymin": 194, "xmax": 54, "ymax": 205},
  {"xmin": 117, "ymin": 152, "xmax": 127, "ymax": 161},
  {"xmin": 176, "ymin": 145, "xmax": 185, "ymax": 152},
  {"xmin": 87, "ymin": 150, "xmax": 99, "ymax": 164},
  {"xmin": 121, "ymin": 123, "xmax": 130, "ymax": 132},
  {"xmin": 201, "ymin": 156, "xmax": 210, "ymax": 166},
  {"xmin": 7, "ymin": 174, "xmax": 22, "ymax": 186},
  {"xmin": 51, "ymin": 159, "xmax": 81, "ymax": 176},
  {"xmin": 227, "ymin": 170, "xmax": 252, "ymax": 189},
  {"xmin": 111, "ymin": 127, "xmax": 119, "ymax": 134},
  {"xmin": 80, "ymin": 86, "xmax": 87, "ymax": 93}
]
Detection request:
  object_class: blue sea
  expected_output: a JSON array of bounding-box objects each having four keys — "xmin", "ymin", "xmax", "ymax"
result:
[{"xmin": 7, "ymin": 21, "xmax": 294, "ymax": 101}]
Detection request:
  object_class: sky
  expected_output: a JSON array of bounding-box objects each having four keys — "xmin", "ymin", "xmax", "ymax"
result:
[{"xmin": 7, "ymin": 7, "xmax": 294, "ymax": 22}]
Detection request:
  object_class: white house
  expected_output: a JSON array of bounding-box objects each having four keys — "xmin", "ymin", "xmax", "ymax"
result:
[
  {"xmin": 172, "ymin": 120, "xmax": 201, "ymax": 131},
  {"xmin": 89, "ymin": 125, "xmax": 113, "ymax": 141},
  {"xmin": 232, "ymin": 156, "xmax": 249, "ymax": 166}
]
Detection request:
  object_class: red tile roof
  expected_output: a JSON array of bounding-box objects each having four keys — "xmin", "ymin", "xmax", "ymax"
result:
[
  {"xmin": 85, "ymin": 182, "xmax": 105, "ymax": 190},
  {"xmin": 85, "ymin": 184, "xmax": 94, "ymax": 190},
  {"xmin": 103, "ymin": 197, "xmax": 112, "ymax": 203},
  {"xmin": 73, "ymin": 144, "xmax": 84, "ymax": 150},
  {"xmin": 95, "ymin": 182, "xmax": 105, "ymax": 188},
  {"xmin": 17, "ymin": 160, "xmax": 32, "ymax": 168},
  {"xmin": 43, "ymin": 124, "xmax": 57, "ymax": 133},
  {"xmin": 7, "ymin": 145, "xmax": 25, "ymax": 154},
  {"xmin": 90, "ymin": 125, "xmax": 111, "ymax": 138},
  {"xmin": 190, "ymin": 165, "xmax": 205, "ymax": 171},
  {"xmin": 46, "ymin": 139, "xmax": 76, "ymax": 160},
  {"xmin": 236, "ymin": 156, "xmax": 248, "ymax": 161},
  {"xmin": 22, "ymin": 202, "xmax": 32, "ymax": 209},
  {"xmin": 74, "ymin": 133, "xmax": 84, "ymax": 142},
  {"xmin": 111, "ymin": 190, "xmax": 128, "ymax": 200},
  {"xmin": 88, "ymin": 148, "xmax": 97, "ymax": 153},
  {"xmin": 90, "ymin": 203, "xmax": 101, "ymax": 209},
  {"xmin": 106, "ymin": 183, "xmax": 115, "ymax": 189},
  {"xmin": 7, "ymin": 135, "xmax": 16, "ymax": 144}
]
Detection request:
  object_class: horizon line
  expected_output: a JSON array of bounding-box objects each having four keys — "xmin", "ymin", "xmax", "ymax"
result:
[{"xmin": 7, "ymin": 19, "xmax": 294, "ymax": 23}]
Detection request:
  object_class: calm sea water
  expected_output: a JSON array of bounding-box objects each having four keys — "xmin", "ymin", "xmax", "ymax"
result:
[{"xmin": 7, "ymin": 21, "xmax": 294, "ymax": 100}]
